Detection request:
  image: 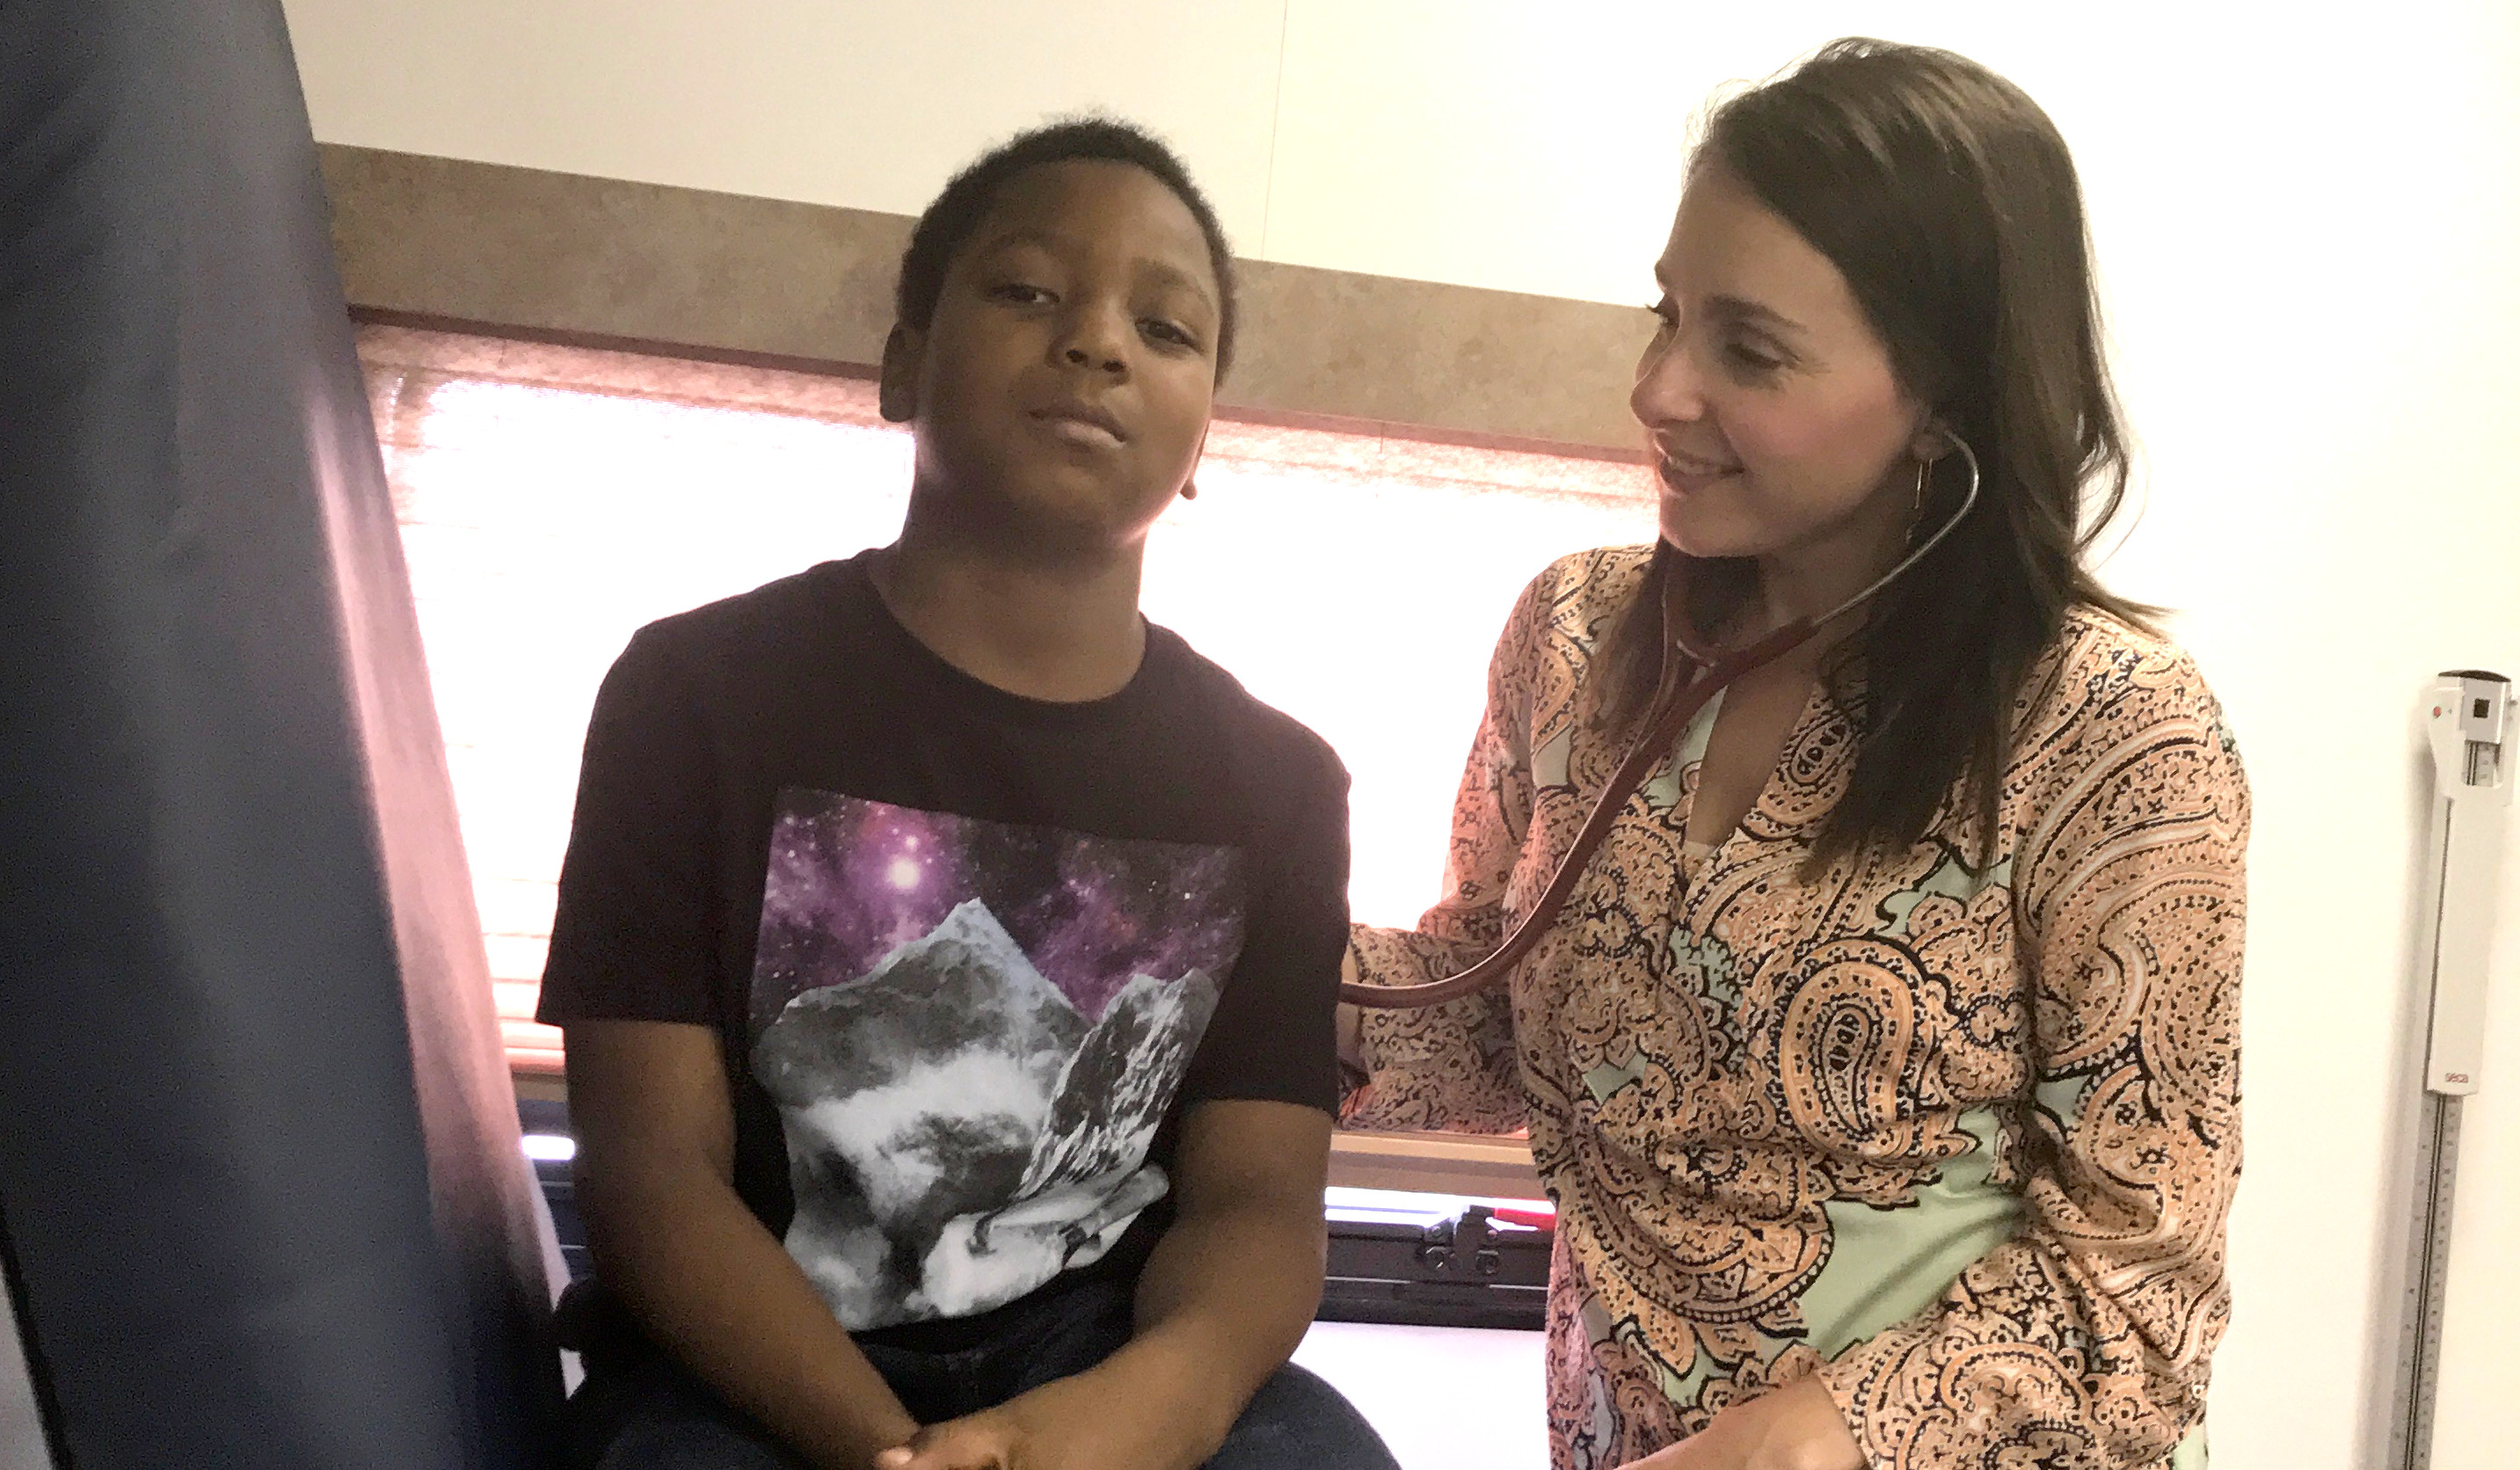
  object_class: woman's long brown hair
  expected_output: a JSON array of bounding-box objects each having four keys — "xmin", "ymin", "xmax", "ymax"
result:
[{"xmin": 1596, "ymin": 38, "xmax": 2157, "ymax": 869}]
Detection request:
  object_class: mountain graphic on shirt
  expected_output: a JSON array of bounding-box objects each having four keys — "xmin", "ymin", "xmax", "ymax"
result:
[
  {"xmin": 1019, "ymin": 968, "xmax": 1221, "ymax": 1197},
  {"xmin": 754, "ymin": 898, "xmax": 1222, "ymax": 1330}
]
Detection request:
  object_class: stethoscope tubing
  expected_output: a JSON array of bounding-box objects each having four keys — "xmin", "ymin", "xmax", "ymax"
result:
[{"xmin": 1342, "ymin": 440, "xmax": 1982, "ymax": 1009}]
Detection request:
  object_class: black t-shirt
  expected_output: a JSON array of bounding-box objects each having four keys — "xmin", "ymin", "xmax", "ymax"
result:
[{"xmin": 536, "ymin": 553, "xmax": 1349, "ymax": 1352}]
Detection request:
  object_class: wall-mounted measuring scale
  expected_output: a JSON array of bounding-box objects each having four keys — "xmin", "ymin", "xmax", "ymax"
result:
[{"xmin": 2389, "ymin": 670, "xmax": 2513, "ymax": 1470}]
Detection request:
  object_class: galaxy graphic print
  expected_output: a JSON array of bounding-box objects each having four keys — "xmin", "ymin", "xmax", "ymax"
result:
[{"xmin": 747, "ymin": 790, "xmax": 1247, "ymax": 1331}]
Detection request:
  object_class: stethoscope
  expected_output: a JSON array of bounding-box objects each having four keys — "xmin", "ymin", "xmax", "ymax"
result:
[{"xmin": 1342, "ymin": 436, "xmax": 1982, "ymax": 1009}]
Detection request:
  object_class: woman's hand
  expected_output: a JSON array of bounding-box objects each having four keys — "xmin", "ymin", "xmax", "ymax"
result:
[
  {"xmin": 1618, "ymin": 1379, "xmax": 1865, "ymax": 1470},
  {"xmin": 1335, "ymin": 948, "xmax": 1372, "ymax": 1092}
]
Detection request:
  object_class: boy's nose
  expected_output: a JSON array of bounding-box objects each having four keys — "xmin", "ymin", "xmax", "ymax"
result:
[{"xmin": 1053, "ymin": 301, "xmax": 1132, "ymax": 375}]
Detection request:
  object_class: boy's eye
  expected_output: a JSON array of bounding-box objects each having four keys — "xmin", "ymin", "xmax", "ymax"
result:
[
  {"xmin": 1140, "ymin": 318, "xmax": 1199, "ymax": 350},
  {"xmin": 987, "ymin": 282, "xmax": 1055, "ymax": 306}
]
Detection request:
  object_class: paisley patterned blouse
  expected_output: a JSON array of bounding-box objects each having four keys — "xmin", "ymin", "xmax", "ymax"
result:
[{"xmin": 1344, "ymin": 547, "xmax": 2247, "ymax": 1470}]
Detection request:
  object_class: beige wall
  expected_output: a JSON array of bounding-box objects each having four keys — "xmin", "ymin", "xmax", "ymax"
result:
[{"xmin": 283, "ymin": 4, "xmax": 2520, "ymax": 1467}]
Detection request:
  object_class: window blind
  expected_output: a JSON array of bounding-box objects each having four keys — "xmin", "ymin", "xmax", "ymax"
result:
[{"xmin": 361, "ymin": 324, "xmax": 1653, "ymax": 1073}]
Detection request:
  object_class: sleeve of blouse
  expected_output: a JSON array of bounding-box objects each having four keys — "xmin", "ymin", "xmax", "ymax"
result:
[
  {"xmin": 1336, "ymin": 569, "xmax": 1553, "ymax": 1137},
  {"xmin": 1817, "ymin": 646, "xmax": 2251, "ymax": 1470}
]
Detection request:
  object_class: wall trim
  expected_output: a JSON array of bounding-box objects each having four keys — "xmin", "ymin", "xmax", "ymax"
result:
[{"xmin": 320, "ymin": 145, "xmax": 1651, "ymax": 457}]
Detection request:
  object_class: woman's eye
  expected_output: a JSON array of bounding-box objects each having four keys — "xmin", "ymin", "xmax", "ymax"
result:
[
  {"xmin": 1722, "ymin": 340, "xmax": 1785, "ymax": 375},
  {"xmin": 1648, "ymin": 300, "xmax": 1678, "ymax": 332}
]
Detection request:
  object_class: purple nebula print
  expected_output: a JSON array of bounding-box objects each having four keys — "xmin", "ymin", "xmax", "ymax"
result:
[
  {"xmin": 746, "ymin": 790, "xmax": 1247, "ymax": 1331},
  {"xmin": 750, "ymin": 790, "xmax": 1248, "ymax": 1031}
]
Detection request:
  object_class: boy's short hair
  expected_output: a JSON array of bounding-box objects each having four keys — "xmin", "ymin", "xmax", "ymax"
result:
[{"xmin": 893, "ymin": 119, "xmax": 1240, "ymax": 379}]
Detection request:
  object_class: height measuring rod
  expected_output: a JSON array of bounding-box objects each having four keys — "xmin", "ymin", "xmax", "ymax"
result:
[{"xmin": 2389, "ymin": 670, "xmax": 2513, "ymax": 1470}]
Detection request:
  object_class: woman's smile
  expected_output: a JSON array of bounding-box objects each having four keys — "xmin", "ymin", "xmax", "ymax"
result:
[{"xmin": 1655, "ymin": 448, "xmax": 1742, "ymax": 495}]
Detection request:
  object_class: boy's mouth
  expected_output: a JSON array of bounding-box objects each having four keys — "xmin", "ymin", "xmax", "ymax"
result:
[{"xmin": 1031, "ymin": 402, "xmax": 1129, "ymax": 448}]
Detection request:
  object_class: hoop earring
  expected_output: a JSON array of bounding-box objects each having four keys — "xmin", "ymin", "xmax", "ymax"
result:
[{"xmin": 1905, "ymin": 456, "xmax": 1932, "ymax": 545}]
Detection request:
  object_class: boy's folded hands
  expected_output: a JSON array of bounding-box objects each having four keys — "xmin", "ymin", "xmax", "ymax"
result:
[{"xmin": 875, "ymin": 1359, "xmax": 1200, "ymax": 1470}]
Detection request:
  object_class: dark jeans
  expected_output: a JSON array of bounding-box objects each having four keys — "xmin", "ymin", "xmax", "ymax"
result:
[{"xmin": 566, "ymin": 1279, "xmax": 1399, "ymax": 1470}]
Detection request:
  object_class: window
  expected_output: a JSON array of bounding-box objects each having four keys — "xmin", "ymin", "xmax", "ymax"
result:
[{"xmin": 363, "ymin": 326, "xmax": 1655, "ymax": 1072}]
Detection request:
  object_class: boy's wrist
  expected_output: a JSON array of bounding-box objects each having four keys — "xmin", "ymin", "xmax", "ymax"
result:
[
  {"xmin": 1088, "ymin": 1328, "xmax": 1248, "ymax": 1460},
  {"xmin": 841, "ymin": 1411, "xmax": 923, "ymax": 1470},
  {"xmin": 784, "ymin": 1367, "xmax": 919, "ymax": 1470}
]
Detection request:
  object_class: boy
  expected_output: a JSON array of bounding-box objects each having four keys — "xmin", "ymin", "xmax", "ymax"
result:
[{"xmin": 538, "ymin": 121, "xmax": 1396, "ymax": 1470}]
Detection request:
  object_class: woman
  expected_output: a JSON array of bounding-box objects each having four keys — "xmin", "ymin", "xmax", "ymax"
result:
[{"xmin": 1341, "ymin": 40, "xmax": 2247, "ymax": 1470}]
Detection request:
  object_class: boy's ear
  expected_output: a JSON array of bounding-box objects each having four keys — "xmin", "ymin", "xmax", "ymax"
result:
[
  {"xmin": 878, "ymin": 325, "xmax": 922, "ymax": 424},
  {"xmin": 1180, "ymin": 425, "xmax": 1210, "ymax": 500}
]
